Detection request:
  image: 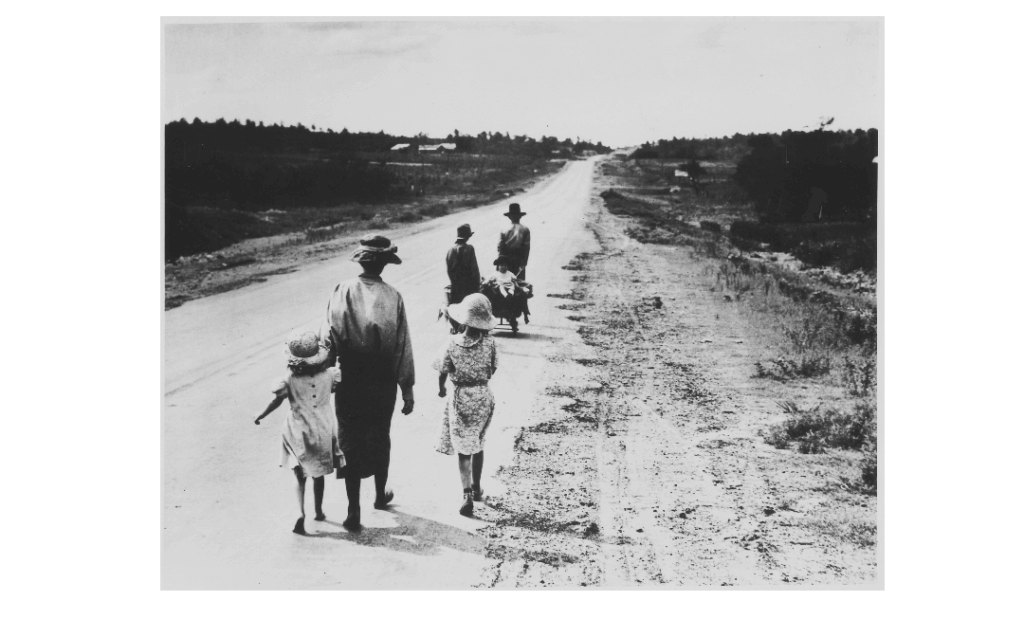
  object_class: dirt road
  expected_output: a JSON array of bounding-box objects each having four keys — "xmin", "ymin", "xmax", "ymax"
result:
[
  {"xmin": 163, "ymin": 156, "xmax": 876, "ymax": 589},
  {"xmin": 163, "ymin": 158, "xmax": 598, "ymax": 589}
]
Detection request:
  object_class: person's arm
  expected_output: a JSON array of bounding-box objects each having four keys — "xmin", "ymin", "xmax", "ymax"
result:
[
  {"xmin": 522, "ymin": 226, "xmax": 531, "ymax": 266},
  {"xmin": 438, "ymin": 371, "xmax": 448, "ymax": 398},
  {"xmin": 446, "ymin": 246, "xmax": 457, "ymax": 283},
  {"xmin": 319, "ymin": 286, "xmax": 340, "ymax": 367},
  {"xmin": 255, "ymin": 394, "xmax": 285, "ymax": 425},
  {"xmin": 394, "ymin": 295, "xmax": 415, "ymax": 415}
]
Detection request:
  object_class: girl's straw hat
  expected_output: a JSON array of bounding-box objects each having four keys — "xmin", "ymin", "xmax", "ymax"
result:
[
  {"xmin": 447, "ymin": 293, "xmax": 496, "ymax": 331},
  {"xmin": 287, "ymin": 331, "xmax": 329, "ymax": 368}
]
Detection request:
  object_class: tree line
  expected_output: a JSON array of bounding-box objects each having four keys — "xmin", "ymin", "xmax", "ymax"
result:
[
  {"xmin": 630, "ymin": 129, "xmax": 879, "ymax": 222},
  {"xmin": 165, "ymin": 118, "xmax": 609, "ymax": 159}
]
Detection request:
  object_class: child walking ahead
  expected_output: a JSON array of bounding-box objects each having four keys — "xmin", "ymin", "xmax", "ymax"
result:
[
  {"xmin": 433, "ymin": 294, "xmax": 498, "ymax": 516},
  {"xmin": 255, "ymin": 331, "xmax": 344, "ymax": 535}
]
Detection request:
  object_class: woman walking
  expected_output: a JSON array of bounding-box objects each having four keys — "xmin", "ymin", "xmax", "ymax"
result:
[
  {"xmin": 434, "ymin": 293, "xmax": 498, "ymax": 516},
  {"xmin": 321, "ymin": 235, "xmax": 415, "ymax": 531},
  {"xmin": 254, "ymin": 331, "xmax": 343, "ymax": 535}
]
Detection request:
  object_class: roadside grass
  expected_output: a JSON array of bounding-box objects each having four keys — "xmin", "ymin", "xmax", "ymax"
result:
[
  {"xmin": 762, "ymin": 401, "xmax": 877, "ymax": 493},
  {"xmin": 730, "ymin": 220, "xmax": 876, "ymax": 274}
]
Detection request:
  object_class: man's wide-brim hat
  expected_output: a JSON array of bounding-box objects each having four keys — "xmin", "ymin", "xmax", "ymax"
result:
[
  {"xmin": 504, "ymin": 203, "xmax": 526, "ymax": 218},
  {"xmin": 287, "ymin": 331, "xmax": 329, "ymax": 367},
  {"xmin": 457, "ymin": 223, "xmax": 474, "ymax": 239},
  {"xmin": 447, "ymin": 293, "xmax": 496, "ymax": 331},
  {"xmin": 350, "ymin": 234, "xmax": 402, "ymax": 265}
]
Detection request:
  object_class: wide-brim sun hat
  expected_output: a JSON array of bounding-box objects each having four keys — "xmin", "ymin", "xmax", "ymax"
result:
[
  {"xmin": 503, "ymin": 203, "xmax": 526, "ymax": 218},
  {"xmin": 350, "ymin": 234, "xmax": 402, "ymax": 264},
  {"xmin": 447, "ymin": 293, "xmax": 496, "ymax": 331},
  {"xmin": 287, "ymin": 331, "xmax": 329, "ymax": 367}
]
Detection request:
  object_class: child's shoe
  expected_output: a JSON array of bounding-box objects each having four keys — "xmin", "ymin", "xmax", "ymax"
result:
[{"xmin": 459, "ymin": 492, "xmax": 474, "ymax": 517}]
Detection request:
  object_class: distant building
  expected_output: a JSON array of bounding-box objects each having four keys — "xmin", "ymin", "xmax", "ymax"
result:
[
  {"xmin": 391, "ymin": 143, "xmax": 412, "ymax": 152},
  {"xmin": 419, "ymin": 143, "xmax": 457, "ymax": 153}
]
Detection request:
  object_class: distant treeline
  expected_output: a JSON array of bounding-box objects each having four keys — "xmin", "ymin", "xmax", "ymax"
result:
[
  {"xmin": 632, "ymin": 129, "xmax": 879, "ymax": 222},
  {"xmin": 165, "ymin": 118, "xmax": 610, "ymax": 210},
  {"xmin": 165, "ymin": 118, "xmax": 609, "ymax": 158}
]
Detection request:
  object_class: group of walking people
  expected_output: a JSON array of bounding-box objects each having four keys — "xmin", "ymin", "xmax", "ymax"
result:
[{"xmin": 254, "ymin": 203, "xmax": 533, "ymax": 535}]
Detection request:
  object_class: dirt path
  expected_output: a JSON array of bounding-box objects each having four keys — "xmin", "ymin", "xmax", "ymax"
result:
[{"xmin": 479, "ymin": 168, "xmax": 878, "ymax": 587}]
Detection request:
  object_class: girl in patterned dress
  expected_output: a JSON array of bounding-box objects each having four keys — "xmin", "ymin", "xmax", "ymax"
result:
[
  {"xmin": 255, "ymin": 331, "xmax": 343, "ymax": 535},
  {"xmin": 434, "ymin": 294, "xmax": 498, "ymax": 517}
]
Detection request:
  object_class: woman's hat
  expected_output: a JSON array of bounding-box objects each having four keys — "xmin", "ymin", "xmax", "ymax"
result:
[
  {"xmin": 504, "ymin": 203, "xmax": 526, "ymax": 218},
  {"xmin": 447, "ymin": 293, "xmax": 496, "ymax": 331},
  {"xmin": 350, "ymin": 234, "xmax": 402, "ymax": 264},
  {"xmin": 493, "ymin": 255, "xmax": 510, "ymax": 267},
  {"xmin": 457, "ymin": 223, "xmax": 474, "ymax": 239},
  {"xmin": 287, "ymin": 331, "xmax": 329, "ymax": 367}
]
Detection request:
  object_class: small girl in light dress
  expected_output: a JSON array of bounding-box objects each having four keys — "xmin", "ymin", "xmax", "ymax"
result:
[
  {"xmin": 255, "ymin": 331, "xmax": 344, "ymax": 535},
  {"xmin": 434, "ymin": 294, "xmax": 498, "ymax": 517}
]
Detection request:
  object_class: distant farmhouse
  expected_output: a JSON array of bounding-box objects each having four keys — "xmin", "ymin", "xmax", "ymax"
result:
[
  {"xmin": 419, "ymin": 143, "xmax": 457, "ymax": 153},
  {"xmin": 390, "ymin": 142, "xmax": 456, "ymax": 154}
]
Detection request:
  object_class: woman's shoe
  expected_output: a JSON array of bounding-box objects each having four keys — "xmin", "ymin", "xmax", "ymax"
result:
[
  {"xmin": 459, "ymin": 493, "xmax": 474, "ymax": 517},
  {"xmin": 314, "ymin": 510, "xmax": 326, "ymax": 522},
  {"xmin": 373, "ymin": 489, "xmax": 395, "ymax": 510},
  {"xmin": 293, "ymin": 517, "xmax": 306, "ymax": 535},
  {"xmin": 472, "ymin": 487, "xmax": 484, "ymax": 502},
  {"xmin": 342, "ymin": 507, "xmax": 361, "ymax": 531}
]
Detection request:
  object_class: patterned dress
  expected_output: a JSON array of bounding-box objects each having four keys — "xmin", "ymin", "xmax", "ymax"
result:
[{"xmin": 433, "ymin": 333, "xmax": 498, "ymax": 455}]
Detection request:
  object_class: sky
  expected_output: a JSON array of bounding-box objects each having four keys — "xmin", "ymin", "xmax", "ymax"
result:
[{"xmin": 163, "ymin": 18, "xmax": 882, "ymax": 149}]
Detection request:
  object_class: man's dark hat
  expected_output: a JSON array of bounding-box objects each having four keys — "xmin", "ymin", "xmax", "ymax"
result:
[
  {"xmin": 504, "ymin": 203, "xmax": 526, "ymax": 218},
  {"xmin": 457, "ymin": 223, "xmax": 474, "ymax": 239}
]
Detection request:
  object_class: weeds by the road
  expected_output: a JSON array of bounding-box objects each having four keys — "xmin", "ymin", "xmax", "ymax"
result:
[{"xmin": 761, "ymin": 400, "xmax": 877, "ymax": 494}]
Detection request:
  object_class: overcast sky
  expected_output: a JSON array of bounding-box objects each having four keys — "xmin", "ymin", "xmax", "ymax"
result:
[{"xmin": 163, "ymin": 18, "xmax": 882, "ymax": 148}]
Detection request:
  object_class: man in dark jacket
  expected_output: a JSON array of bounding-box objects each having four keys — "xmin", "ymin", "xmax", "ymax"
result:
[
  {"xmin": 447, "ymin": 223, "xmax": 481, "ymax": 305},
  {"xmin": 497, "ymin": 203, "xmax": 531, "ymax": 322},
  {"xmin": 443, "ymin": 224, "xmax": 481, "ymax": 333}
]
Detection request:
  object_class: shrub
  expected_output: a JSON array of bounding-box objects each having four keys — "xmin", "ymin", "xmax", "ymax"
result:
[
  {"xmin": 700, "ymin": 220, "xmax": 722, "ymax": 233},
  {"xmin": 772, "ymin": 402, "xmax": 875, "ymax": 453},
  {"xmin": 367, "ymin": 217, "xmax": 390, "ymax": 230},
  {"xmin": 419, "ymin": 202, "xmax": 450, "ymax": 217},
  {"xmin": 394, "ymin": 210, "xmax": 421, "ymax": 223},
  {"xmin": 599, "ymin": 189, "xmax": 624, "ymax": 200}
]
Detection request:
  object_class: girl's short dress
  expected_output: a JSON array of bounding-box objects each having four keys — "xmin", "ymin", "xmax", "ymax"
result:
[
  {"xmin": 434, "ymin": 332, "xmax": 498, "ymax": 455},
  {"xmin": 272, "ymin": 366, "xmax": 344, "ymax": 478}
]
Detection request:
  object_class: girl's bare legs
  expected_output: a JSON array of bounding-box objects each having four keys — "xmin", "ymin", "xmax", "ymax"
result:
[
  {"xmin": 293, "ymin": 467, "xmax": 307, "ymax": 534},
  {"xmin": 313, "ymin": 476, "xmax": 325, "ymax": 520},
  {"xmin": 458, "ymin": 454, "xmax": 474, "ymax": 516},
  {"xmin": 471, "ymin": 451, "xmax": 484, "ymax": 500},
  {"xmin": 457, "ymin": 454, "xmax": 473, "ymax": 490}
]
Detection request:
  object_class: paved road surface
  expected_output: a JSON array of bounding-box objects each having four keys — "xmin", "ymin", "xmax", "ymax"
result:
[{"xmin": 163, "ymin": 158, "xmax": 598, "ymax": 589}]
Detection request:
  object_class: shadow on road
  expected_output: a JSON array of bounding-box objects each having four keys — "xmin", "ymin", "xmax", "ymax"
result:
[{"xmin": 310, "ymin": 509, "xmax": 486, "ymax": 557}]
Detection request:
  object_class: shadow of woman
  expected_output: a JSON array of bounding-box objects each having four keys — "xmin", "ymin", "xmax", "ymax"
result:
[{"xmin": 308, "ymin": 508, "xmax": 487, "ymax": 558}]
